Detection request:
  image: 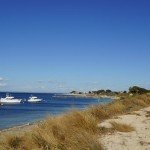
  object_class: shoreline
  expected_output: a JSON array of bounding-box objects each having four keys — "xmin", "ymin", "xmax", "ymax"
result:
[
  {"xmin": 0, "ymin": 123, "xmax": 35, "ymax": 133},
  {"xmin": 0, "ymin": 93, "xmax": 112, "ymax": 132},
  {"xmin": 0, "ymin": 94, "xmax": 131, "ymax": 134},
  {"xmin": 0, "ymin": 93, "xmax": 150, "ymax": 149},
  {"xmin": 0, "ymin": 95, "xmax": 112, "ymax": 135}
]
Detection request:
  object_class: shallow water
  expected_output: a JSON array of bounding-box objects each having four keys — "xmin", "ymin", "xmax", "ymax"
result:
[{"xmin": 0, "ymin": 92, "xmax": 111, "ymax": 129}]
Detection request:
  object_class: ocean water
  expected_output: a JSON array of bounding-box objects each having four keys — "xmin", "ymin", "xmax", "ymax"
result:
[{"xmin": 0, "ymin": 92, "xmax": 112, "ymax": 130}]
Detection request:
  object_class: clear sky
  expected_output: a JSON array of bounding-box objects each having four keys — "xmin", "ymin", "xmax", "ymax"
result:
[{"xmin": 0, "ymin": 0, "xmax": 150, "ymax": 92}]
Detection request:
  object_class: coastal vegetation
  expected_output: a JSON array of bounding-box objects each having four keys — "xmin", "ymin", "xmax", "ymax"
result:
[
  {"xmin": 110, "ymin": 121, "xmax": 135, "ymax": 132},
  {"xmin": 0, "ymin": 87, "xmax": 150, "ymax": 150},
  {"xmin": 129, "ymin": 86, "xmax": 150, "ymax": 94},
  {"xmin": 71, "ymin": 86, "xmax": 149, "ymax": 97}
]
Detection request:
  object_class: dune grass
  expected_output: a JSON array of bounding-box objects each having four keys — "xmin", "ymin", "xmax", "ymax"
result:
[
  {"xmin": 110, "ymin": 121, "xmax": 135, "ymax": 132},
  {"xmin": 0, "ymin": 93, "xmax": 150, "ymax": 150}
]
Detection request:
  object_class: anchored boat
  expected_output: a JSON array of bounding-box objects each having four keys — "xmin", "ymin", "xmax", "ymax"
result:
[
  {"xmin": 28, "ymin": 95, "xmax": 42, "ymax": 103},
  {"xmin": 0, "ymin": 94, "xmax": 22, "ymax": 104}
]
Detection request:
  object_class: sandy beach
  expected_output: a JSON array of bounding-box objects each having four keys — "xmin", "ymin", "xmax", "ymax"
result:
[
  {"xmin": 99, "ymin": 106, "xmax": 150, "ymax": 150},
  {"xmin": 1, "ymin": 106, "xmax": 150, "ymax": 150},
  {"xmin": 0, "ymin": 93, "xmax": 150, "ymax": 149},
  {"xmin": 0, "ymin": 123, "xmax": 35, "ymax": 134}
]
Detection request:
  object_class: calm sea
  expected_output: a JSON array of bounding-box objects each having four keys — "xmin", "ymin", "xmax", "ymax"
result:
[{"xmin": 0, "ymin": 92, "xmax": 111, "ymax": 130}]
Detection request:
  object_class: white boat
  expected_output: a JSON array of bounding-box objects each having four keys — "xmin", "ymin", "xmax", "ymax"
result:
[
  {"xmin": 28, "ymin": 95, "xmax": 42, "ymax": 103},
  {"xmin": 0, "ymin": 94, "xmax": 22, "ymax": 104}
]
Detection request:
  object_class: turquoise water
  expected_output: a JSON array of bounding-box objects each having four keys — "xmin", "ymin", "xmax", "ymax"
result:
[{"xmin": 0, "ymin": 92, "xmax": 111, "ymax": 129}]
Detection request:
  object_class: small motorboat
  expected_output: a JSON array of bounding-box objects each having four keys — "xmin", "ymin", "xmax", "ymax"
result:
[
  {"xmin": 0, "ymin": 93, "xmax": 22, "ymax": 104},
  {"xmin": 28, "ymin": 95, "xmax": 42, "ymax": 103}
]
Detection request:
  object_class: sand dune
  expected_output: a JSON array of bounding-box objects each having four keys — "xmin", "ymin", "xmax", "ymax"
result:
[{"xmin": 99, "ymin": 107, "xmax": 150, "ymax": 150}]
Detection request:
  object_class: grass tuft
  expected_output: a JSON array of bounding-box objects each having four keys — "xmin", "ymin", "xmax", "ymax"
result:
[
  {"xmin": 110, "ymin": 121, "xmax": 135, "ymax": 132},
  {"xmin": 5, "ymin": 136, "xmax": 23, "ymax": 149}
]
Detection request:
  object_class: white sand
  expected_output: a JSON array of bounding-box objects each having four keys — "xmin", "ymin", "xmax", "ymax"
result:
[{"xmin": 99, "ymin": 107, "xmax": 150, "ymax": 150}]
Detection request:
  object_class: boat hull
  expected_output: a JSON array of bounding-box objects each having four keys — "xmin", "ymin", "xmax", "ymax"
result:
[
  {"xmin": 28, "ymin": 99, "xmax": 42, "ymax": 103},
  {"xmin": 0, "ymin": 99, "xmax": 22, "ymax": 104}
]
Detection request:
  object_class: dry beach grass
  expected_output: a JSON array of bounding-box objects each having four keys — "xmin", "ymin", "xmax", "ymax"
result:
[{"xmin": 0, "ymin": 93, "xmax": 150, "ymax": 150}]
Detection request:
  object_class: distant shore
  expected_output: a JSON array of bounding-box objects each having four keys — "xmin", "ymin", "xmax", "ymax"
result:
[{"xmin": 54, "ymin": 93, "xmax": 120, "ymax": 100}]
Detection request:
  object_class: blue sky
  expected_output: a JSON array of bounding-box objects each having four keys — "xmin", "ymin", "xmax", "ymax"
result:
[{"xmin": 0, "ymin": 0, "xmax": 150, "ymax": 92}]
